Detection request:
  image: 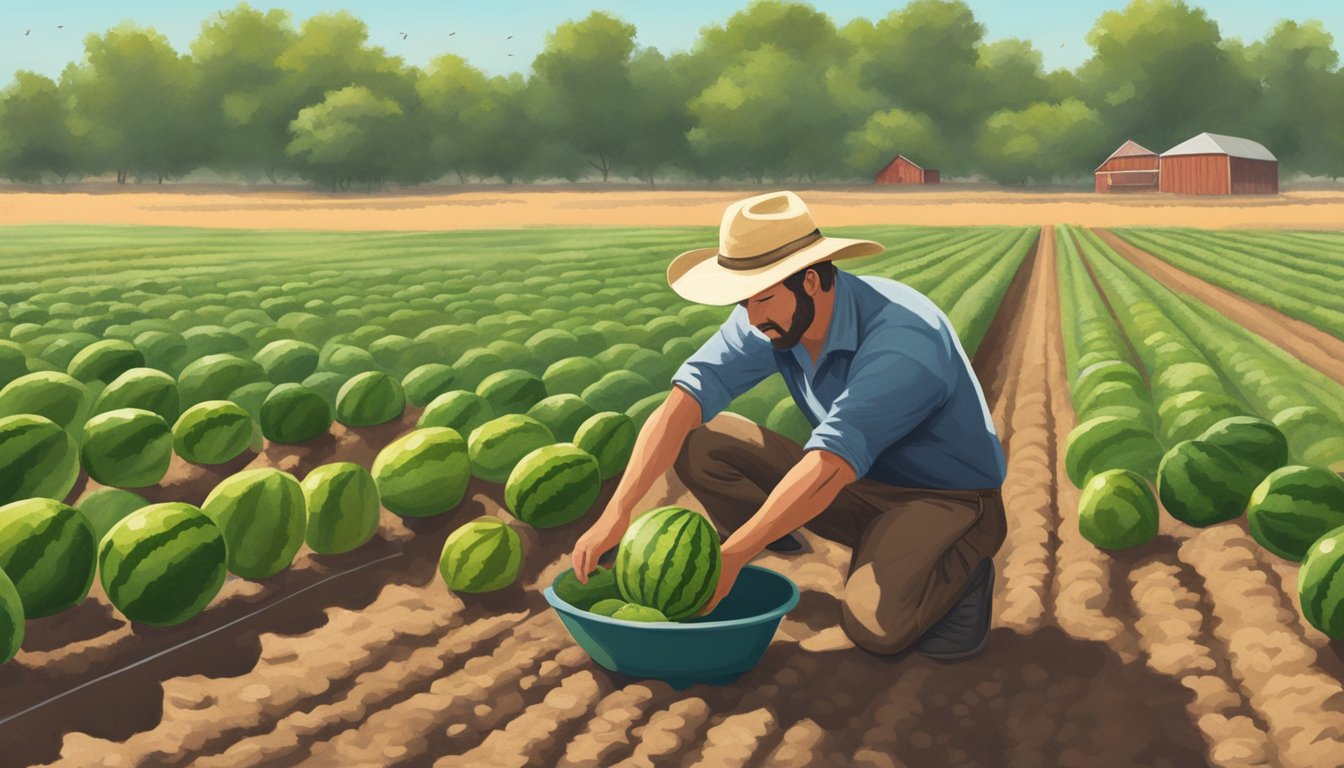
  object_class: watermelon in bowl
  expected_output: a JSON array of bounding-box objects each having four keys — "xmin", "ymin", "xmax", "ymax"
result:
[{"xmin": 544, "ymin": 564, "xmax": 799, "ymax": 690}]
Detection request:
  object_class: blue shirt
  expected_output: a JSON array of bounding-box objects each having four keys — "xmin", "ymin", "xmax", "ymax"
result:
[{"xmin": 671, "ymin": 269, "xmax": 1007, "ymax": 490}]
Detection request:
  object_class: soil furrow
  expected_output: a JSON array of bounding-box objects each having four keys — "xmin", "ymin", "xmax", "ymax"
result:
[{"xmin": 555, "ymin": 684, "xmax": 672, "ymax": 767}]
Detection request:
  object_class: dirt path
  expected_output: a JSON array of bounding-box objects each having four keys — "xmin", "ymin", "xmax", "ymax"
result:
[{"xmin": 1095, "ymin": 228, "xmax": 1344, "ymax": 387}]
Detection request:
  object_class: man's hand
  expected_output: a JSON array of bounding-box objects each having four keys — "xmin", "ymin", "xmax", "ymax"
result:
[
  {"xmin": 698, "ymin": 547, "xmax": 752, "ymax": 616},
  {"xmin": 571, "ymin": 513, "xmax": 627, "ymax": 583}
]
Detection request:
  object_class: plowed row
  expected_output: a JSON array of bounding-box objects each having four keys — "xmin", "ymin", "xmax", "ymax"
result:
[{"xmin": 4, "ymin": 226, "xmax": 1344, "ymax": 767}]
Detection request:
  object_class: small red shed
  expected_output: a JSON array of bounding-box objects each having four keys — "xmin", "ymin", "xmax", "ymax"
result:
[
  {"xmin": 1159, "ymin": 133, "xmax": 1278, "ymax": 195},
  {"xmin": 876, "ymin": 155, "xmax": 940, "ymax": 185},
  {"xmin": 1094, "ymin": 139, "xmax": 1159, "ymax": 193}
]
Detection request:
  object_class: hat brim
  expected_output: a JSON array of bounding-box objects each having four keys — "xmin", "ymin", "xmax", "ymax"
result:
[{"xmin": 667, "ymin": 236, "xmax": 885, "ymax": 306}]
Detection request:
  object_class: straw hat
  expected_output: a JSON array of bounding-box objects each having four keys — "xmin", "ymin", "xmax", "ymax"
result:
[{"xmin": 667, "ymin": 190, "xmax": 884, "ymax": 306}]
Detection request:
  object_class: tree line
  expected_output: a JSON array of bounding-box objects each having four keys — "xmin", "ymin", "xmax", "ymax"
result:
[{"xmin": 0, "ymin": 0, "xmax": 1341, "ymax": 188}]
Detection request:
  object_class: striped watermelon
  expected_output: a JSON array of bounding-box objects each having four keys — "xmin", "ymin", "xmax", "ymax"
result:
[
  {"xmin": 133, "ymin": 330, "xmax": 189, "ymax": 375},
  {"xmin": 1064, "ymin": 415, "xmax": 1163, "ymax": 488},
  {"xmin": 1273, "ymin": 406, "xmax": 1344, "ymax": 467},
  {"xmin": 553, "ymin": 565, "xmax": 620, "ymax": 609},
  {"xmin": 67, "ymin": 339, "xmax": 144, "ymax": 384},
  {"xmin": 574, "ymin": 412, "xmax": 637, "ymax": 480},
  {"xmin": 1156, "ymin": 391, "xmax": 1245, "ymax": 446},
  {"xmin": 1298, "ymin": 525, "xmax": 1344, "ymax": 638},
  {"xmin": 1247, "ymin": 466, "xmax": 1344, "ymax": 562},
  {"xmin": 765, "ymin": 398, "xmax": 815, "ymax": 446},
  {"xmin": 1077, "ymin": 469, "xmax": 1159, "ymax": 550},
  {"xmin": 301, "ymin": 371, "xmax": 348, "ymax": 408},
  {"xmin": 402, "ymin": 363, "xmax": 458, "ymax": 408},
  {"xmin": 542, "ymin": 357, "xmax": 605, "ymax": 396},
  {"xmin": 1157, "ymin": 439, "xmax": 1257, "ymax": 527},
  {"xmin": 260, "ymin": 384, "xmax": 332, "ymax": 444},
  {"xmin": 1072, "ymin": 360, "xmax": 1145, "ymax": 411},
  {"xmin": 98, "ymin": 502, "xmax": 227, "ymax": 626},
  {"xmin": 80, "ymin": 408, "xmax": 173, "ymax": 488},
  {"xmin": 0, "ymin": 414, "xmax": 79, "ymax": 505},
  {"xmin": 0, "ymin": 371, "xmax": 91, "ymax": 432},
  {"xmin": 1199, "ymin": 416, "xmax": 1289, "ymax": 479},
  {"xmin": 201, "ymin": 468, "xmax": 307, "ymax": 579},
  {"xmin": 335, "ymin": 371, "xmax": 406, "ymax": 427},
  {"xmin": 476, "ymin": 369, "xmax": 547, "ymax": 415},
  {"xmin": 582, "ymin": 371, "xmax": 654, "ymax": 413},
  {"xmin": 372, "ymin": 427, "xmax": 471, "ymax": 517},
  {"xmin": 254, "ymin": 340, "xmax": 320, "ymax": 384},
  {"xmin": 77, "ymin": 487, "xmax": 149, "ymax": 544},
  {"xmin": 301, "ymin": 462, "xmax": 382, "ymax": 554},
  {"xmin": 0, "ymin": 498, "xmax": 97, "ymax": 617},
  {"xmin": 172, "ymin": 400, "xmax": 254, "ymax": 464},
  {"xmin": 468, "ymin": 414, "xmax": 556, "ymax": 484},
  {"xmin": 93, "ymin": 368, "xmax": 180, "ymax": 423},
  {"xmin": 438, "ymin": 516, "xmax": 522, "ymax": 593},
  {"xmin": 612, "ymin": 603, "xmax": 668, "ymax": 622},
  {"xmin": 589, "ymin": 598, "xmax": 626, "ymax": 617},
  {"xmin": 177, "ymin": 354, "xmax": 266, "ymax": 408},
  {"xmin": 615, "ymin": 506, "xmax": 721, "ymax": 620},
  {"xmin": 0, "ymin": 340, "xmax": 26, "ymax": 389},
  {"xmin": 526, "ymin": 394, "xmax": 596, "ymax": 442},
  {"xmin": 418, "ymin": 390, "xmax": 495, "ymax": 435},
  {"xmin": 505, "ymin": 444, "xmax": 601, "ymax": 528},
  {"xmin": 1, "ymin": 566, "xmax": 22, "ymax": 665},
  {"xmin": 320, "ymin": 344, "xmax": 380, "ymax": 378}
]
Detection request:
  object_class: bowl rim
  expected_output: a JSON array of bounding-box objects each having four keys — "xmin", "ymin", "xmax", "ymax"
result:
[{"xmin": 544, "ymin": 563, "xmax": 800, "ymax": 630}]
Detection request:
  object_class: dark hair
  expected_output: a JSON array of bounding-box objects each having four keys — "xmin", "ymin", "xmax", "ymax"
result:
[{"xmin": 782, "ymin": 260, "xmax": 836, "ymax": 293}]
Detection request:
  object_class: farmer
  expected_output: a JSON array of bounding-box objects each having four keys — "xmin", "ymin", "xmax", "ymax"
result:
[{"xmin": 571, "ymin": 190, "xmax": 1008, "ymax": 661}]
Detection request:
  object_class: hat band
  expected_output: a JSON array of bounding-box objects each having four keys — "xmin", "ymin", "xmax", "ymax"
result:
[{"xmin": 716, "ymin": 229, "xmax": 822, "ymax": 271}]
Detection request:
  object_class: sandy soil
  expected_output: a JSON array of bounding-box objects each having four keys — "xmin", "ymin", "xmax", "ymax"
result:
[
  {"xmin": 2, "ymin": 225, "xmax": 1341, "ymax": 767},
  {"xmin": 4, "ymin": 186, "xmax": 1344, "ymax": 231}
]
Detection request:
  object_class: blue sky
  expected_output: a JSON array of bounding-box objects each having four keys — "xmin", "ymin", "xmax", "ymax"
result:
[{"xmin": 3, "ymin": 1, "xmax": 1341, "ymax": 83}]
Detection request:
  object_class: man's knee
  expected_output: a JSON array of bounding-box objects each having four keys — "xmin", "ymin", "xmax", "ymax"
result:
[{"xmin": 841, "ymin": 606, "xmax": 919, "ymax": 656}]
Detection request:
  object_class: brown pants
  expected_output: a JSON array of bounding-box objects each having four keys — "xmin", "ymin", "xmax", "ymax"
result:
[{"xmin": 673, "ymin": 412, "xmax": 1007, "ymax": 656}]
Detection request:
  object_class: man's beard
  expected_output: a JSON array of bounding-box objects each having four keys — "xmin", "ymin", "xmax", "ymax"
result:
[{"xmin": 757, "ymin": 289, "xmax": 815, "ymax": 350}]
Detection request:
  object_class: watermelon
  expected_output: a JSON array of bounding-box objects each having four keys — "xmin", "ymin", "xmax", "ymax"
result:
[
  {"xmin": 301, "ymin": 462, "xmax": 382, "ymax": 554},
  {"xmin": 1273, "ymin": 406, "xmax": 1344, "ymax": 466},
  {"xmin": 260, "ymin": 384, "xmax": 332, "ymax": 443},
  {"xmin": 525, "ymin": 329, "xmax": 583, "ymax": 362},
  {"xmin": 0, "ymin": 340, "xmax": 26, "ymax": 389},
  {"xmin": 80, "ymin": 408, "xmax": 173, "ymax": 488},
  {"xmin": 181, "ymin": 325, "xmax": 248, "ymax": 356},
  {"xmin": 201, "ymin": 468, "xmax": 307, "ymax": 580},
  {"xmin": 526, "ymin": 394, "xmax": 597, "ymax": 442},
  {"xmin": 476, "ymin": 369, "xmax": 547, "ymax": 415},
  {"xmin": 505, "ymin": 444, "xmax": 601, "ymax": 528},
  {"xmin": 1157, "ymin": 440, "xmax": 1258, "ymax": 527},
  {"xmin": 0, "ymin": 498, "xmax": 97, "ymax": 617},
  {"xmin": 1151, "ymin": 362, "xmax": 1221, "ymax": 401},
  {"xmin": 67, "ymin": 339, "xmax": 144, "ymax": 384},
  {"xmin": 615, "ymin": 506, "xmax": 721, "ymax": 620},
  {"xmin": 1198, "ymin": 416, "xmax": 1288, "ymax": 479},
  {"xmin": 438, "ymin": 516, "xmax": 522, "ymax": 593},
  {"xmin": 552, "ymin": 565, "xmax": 621, "ymax": 609},
  {"xmin": 452, "ymin": 349, "xmax": 506, "ymax": 389},
  {"xmin": 468, "ymin": 414, "xmax": 556, "ymax": 484},
  {"xmin": 372, "ymin": 427, "xmax": 471, "ymax": 517},
  {"xmin": 1156, "ymin": 391, "xmax": 1245, "ymax": 446},
  {"xmin": 177, "ymin": 354, "xmax": 266, "ymax": 408},
  {"xmin": 98, "ymin": 502, "xmax": 227, "ymax": 626},
  {"xmin": 595, "ymin": 343, "xmax": 641, "ymax": 369},
  {"xmin": 0, "ymin": 414, "xmax": 80, "ymax": 505},
  {"xmin": 254, "ymin": 340, "xmax": 320, "ymax": 384},
  {"xmin": 0, "ymin": 371, "xmax": 91, "ymax": 432},
  {"xmin": 0, "ymin": 566, "xmax": 22, "ymax": 665},
  {"xmin": 77, "ymin": 487, "xmax": 149, "ymax": 544},
  {"xmin": 542, "ymin": 357, "xmax": 605, "ymax": 396},
  {"xmin": 93, "ymin": 368, "xmax": 180, "ymax": 423},
  {"xmin": 418, "ymin": 390, "xmax": 495, "ymax": 434},
  {"xmin": 301, "ymin": 371, "xmax": 348, "ymax": 408},
  {"xmin": 402, "ymin": 363, "xmax": 457, "ymax": 408},
  {"xmin": 765, "ymin": 398, "xmax": 815, "ymax": 445},
  {"xmin": 133, "ymin": 330, "xmax": 189, "ymax": 374},
  {"xmin": 1077, "ymin": 469, "xmax": 1159, "ymax": 550},
  {"xmin": 1064, "ymin": 415, "xmax": 1163, "ymax": 488},
  {"xmin": 582, "ymin": 371, "xmax": 654, "ymax": 413},
  {"xmin": 1299, "ymin": 525, "xmax": 1344, "ymax": 638},
  {"xmin": 588, "ymin": 597, "xmax": 626, "ymax": 617},
  {"xmin": 1247, "ymin": 466, "xmax": 1344, "ymax": 562},
  {"xmin": 172, "ymin": 400, "xmax": 254, "ymax": 464},
  {"xmin": 574, "ymin": 412, "xmax": 638, "ymax": 480},
  {"xmin": 335, "ymin": 371, "xmax": 406, "ymax": 427},
  {"xmin": 611, "ymin": 603, "xmax": 669, "ymax": 623}
]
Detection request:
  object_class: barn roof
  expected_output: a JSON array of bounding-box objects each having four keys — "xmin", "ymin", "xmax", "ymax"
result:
[
  {"xmin": 1094, "ymin": 139, "xmax": 1157, "ymax": 171},
  {"xmin": 1161, "ymin": 133, "xmax": 1277, "ymax": 162},
  {"xmin": 884, "ymin": 154, "xmax": 923, "ymax": 171}
]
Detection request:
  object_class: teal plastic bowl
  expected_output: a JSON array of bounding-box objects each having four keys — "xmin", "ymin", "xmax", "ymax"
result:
[{"xmin": 544, "ymin": 564, "xmax": 800, "ymax": 690}]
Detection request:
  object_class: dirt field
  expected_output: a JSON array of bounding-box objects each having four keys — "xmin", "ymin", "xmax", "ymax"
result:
[
  {"xmin": 3, "ymin": 220, "xmax": 1342, "ymax": 767},
  {"xmin": 4, "ymin": 185, "xmax": 1344, "ymax": 231}
]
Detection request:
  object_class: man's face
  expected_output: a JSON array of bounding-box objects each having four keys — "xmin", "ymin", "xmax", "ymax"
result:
[{"xmin": 739, "ymin": 279, "xmax": 815, "ymax": 350}]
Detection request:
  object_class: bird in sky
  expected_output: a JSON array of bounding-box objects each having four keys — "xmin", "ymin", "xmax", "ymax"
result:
[
  {"xmin": 1059, "ymin": 42, "xmax": 1065, "ymax": 48},
  {"xmin": 400, "ymin": 32, "xmax": 408, "ymax": 39},
  {"xmin": 25, "ymin": 29, "xmax": 31, "ymax": 36},
  {"xmin": 57, "ymin": 25, "xmax": 63, "ymax": 30},
  {"xmin": 449, "ymin": 31, "xmax": 455, "ymax": 36},
  {"xmin": 506, "ymin": 35, "xmax": 513, "ymax": 40}
]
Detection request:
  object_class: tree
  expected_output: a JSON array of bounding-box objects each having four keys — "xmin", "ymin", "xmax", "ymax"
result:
[
  {"xmin": 417, "ymin": 54, "xmax": 498, "ymax": 183},
  {"xmin": 976, "ymin": 39, "xmax": 1052, "ymax": 116},
  {"xmin": 527, "ymin": 12, "xmax": 641, "ymax": 181},
  {"xmin": 61, "ymin": 23, "xmax": 205, "ymax": 183},
  {"xmin": 976, "ymin": 100, "xmax": 1108, "ymax": 184},
  {"xmin": 0, "ymin": 72, "xmax": 77, "ymax": 182},
  {"xmin": 286, "ymin": 86, "xmax": 419, "ymax": 189},
  {"xmin": 1242, "ymin": 20, "xmax": 1344, "ymax": 177},
  {"xmin": 623, "ymin": 49, "xmax": 696, "ymax": 184},
  {"xmin": 843, "ymin": 108, "xmax": 945, "ymax": 178}
]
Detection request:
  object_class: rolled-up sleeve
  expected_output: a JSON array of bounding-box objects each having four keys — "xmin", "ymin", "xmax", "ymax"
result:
[
  {"xmin": 671, "ymin": 305, "xmax": 777, "ymax": 423},
  {"xmin": 804, "ymin": 327, "xmax": 953, "ymax": 478}
]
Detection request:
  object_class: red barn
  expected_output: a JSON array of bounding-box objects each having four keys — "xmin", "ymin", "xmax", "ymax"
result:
[
  {"xmin": 1159, "ymin": 133, "xmax": 1278, "ymax": 195},
  {"xmin": 1094, "ymin": 139, "xmax": 1159, "ymax": 193},
  {"xmin": 875, "ymin": 155, "xmax": 940, "ymax": 185}
]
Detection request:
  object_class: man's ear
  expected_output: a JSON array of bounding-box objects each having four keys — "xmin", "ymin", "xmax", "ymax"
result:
[{"xmin": 805, "ymin": 267, "xmax": 822, "ymax": 297}]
